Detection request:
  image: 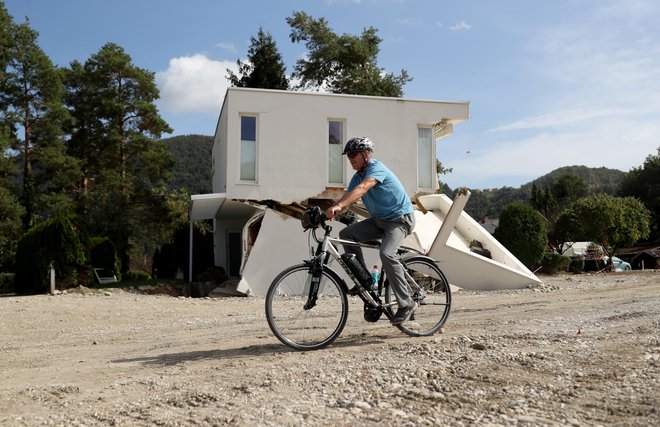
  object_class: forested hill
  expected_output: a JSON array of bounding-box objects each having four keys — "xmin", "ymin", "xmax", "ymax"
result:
[
  {"xmin": 520, "ymin": 165, "xmax": 626, "ymax": 195},
  {"xmin": 443, "ymin": 165, "xmax": 627, "ymax": 220},
  {"xmin": 162, "ymin": 134, "xmax": 213, "ymax": 195}
]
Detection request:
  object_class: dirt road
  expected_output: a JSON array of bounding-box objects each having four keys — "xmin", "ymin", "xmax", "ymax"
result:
[{"xmin": 1, "ymin": 271, "xmax": 658, "ymax": 426}]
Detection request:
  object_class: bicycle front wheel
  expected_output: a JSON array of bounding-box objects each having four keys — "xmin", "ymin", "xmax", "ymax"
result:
[
  {"xmin": 265, "ymin": 264, "xmax": 348, "ymax": 351},
  {"xmin": 385, "ymin": 256, "xmax": 451, "ymax": 336}
]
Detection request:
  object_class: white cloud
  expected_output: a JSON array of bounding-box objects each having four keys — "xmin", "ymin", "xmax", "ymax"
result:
[
  {"xmin": 449, "ymin": 21, "xmax": 471, "ymax": 31},
  {"xmin": 156, "ymin": 54, "xmax": 238, "ymax": 115},
  {"xmin": 216, "ymin": 42, "xmax": 237, "ymax": 54},
  {"xmin": 489, "ymin": 107, "xmax": 645, "ymax": 132},
  {"xmin": 436, "ymin": 20, "xmax": 471, "ymax": 31},
  {"xmin": 528, "ymin": 2, "xmax": 660, "ymax": 105}
]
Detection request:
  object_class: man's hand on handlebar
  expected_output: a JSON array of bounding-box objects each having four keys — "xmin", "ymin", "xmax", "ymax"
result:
[{"xmin": 325, "ymin": 205, "xmax": 342, "ymax": 220}]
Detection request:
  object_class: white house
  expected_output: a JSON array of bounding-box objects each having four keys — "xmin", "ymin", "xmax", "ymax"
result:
[
  {"xmin": 190, "ymin": 88, "xmax": 469, "ymax": 275},
  {"xmin": 189, "ymin": 87, "xmax": 541, "ymax": 295}
]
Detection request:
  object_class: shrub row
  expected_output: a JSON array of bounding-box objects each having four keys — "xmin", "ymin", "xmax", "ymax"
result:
[
  {"xmin": 0, "ymin": 273, "xmax": 14, "ymax": 294},
  {"xmin": 14, "ymin": 216, "xmax": 118, "ymax": 295}
]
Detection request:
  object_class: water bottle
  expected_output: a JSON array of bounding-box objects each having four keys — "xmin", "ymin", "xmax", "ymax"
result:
[
  {"xmin": 371, "ymin": 265, "xmax": 379, "ymax": 290},
  {"xmin": 341, "ymin": 253, "xmax": 372, "ymax": 288}
]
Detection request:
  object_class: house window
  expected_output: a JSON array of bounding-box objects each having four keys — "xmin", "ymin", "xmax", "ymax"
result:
[
  {"xmin": 328, "ymin": 120, "xmax": 345, "ymax": 184},
  {"xmin": 240, "ymin": 115, "xmax": 257, "ymax": 181},
  {"xmin": 417, "ymin": 127, "xmax": 434, "ymax": 189}
]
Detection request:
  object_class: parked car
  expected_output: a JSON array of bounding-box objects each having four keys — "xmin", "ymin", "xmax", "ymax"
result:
[{"xmin": 604, "ymin": 256, "xmax": 632, "ymax": 271}]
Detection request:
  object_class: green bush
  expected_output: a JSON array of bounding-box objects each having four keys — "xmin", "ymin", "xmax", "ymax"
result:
[
  {"xmin": 124, "ymin": 270, "xmax": 151, "ymax": 281},
  {"xmin": 151, "ymin": 222, "xmax": 215, "ymax": 281},
  {"xmin": 153, "ymin": 244, "xmax": 178, "ymax": 279},
  {"xmin": 568, "ymin": 255, "xmax": 585, "ymax": 273},
  {"xmin": 541, "ymin": 253, "xmax": 571, "ymax": 274},
  {"xmin": 0, "ymin": 273, "xmax": 15, "ymax": 294},
  {"xmin": 494, "ymin": 202, "xmax": 548, "ymax": 269},
  {"xmin": 89, "ymin": 237, "xmax": 117, "ymax": 274},
  {"xmin": 14, "ymin": 215, "xmax": 86, "ymax": 294}
]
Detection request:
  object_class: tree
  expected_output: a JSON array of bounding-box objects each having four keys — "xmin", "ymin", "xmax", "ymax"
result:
[
  {"xmin": 1, "ymin": 18, "xmax": 72, "ymax": 229},
  {"xmin": 530, "ymin": 173, "xmax": 589, "ymax": 252},
  {"xmin": 494, "ymin": 202, "xmax": 548, "ymax": 269},
  {"xmin": 435, "ymin": 159, "xmax": 453, "ymax": 194},
  {"xmin": 287, "ymin": 11, "xmax": 411, "ymax": 96},
  {"xmin": 619, "ymin": 147, "xmax": 660, "ymax": 241},
  {"xmin": 555, "ymin": 194, "xmax": 651, "ymax": 268},
  {"xmin": 0, "ymin": 4, "xmax": 22, "ymax": 270},
  {"xmin": 0, "ymin": 127, "xmax": 23, "ymax": 270},
  {"xmin": 552, "ymin": 174, "xmax": 588, "ymax": 211},
  {"xmin": 530, "ymin": 173, "xmax": 587, "ymax": 222},
  {"xmin": 436, "ymin": 159, "xmax": 453, "ymax": 176},
  {"xmin": 227, "ymin": 27, "xmax": 288, "ymax": 90},
  {"xmin": 63, "ymin": 43, "xmax": 173, "ymax": 274},
  {"xmin": 0, "ymin": 3, "xmax": 11, "ymax": 82}
]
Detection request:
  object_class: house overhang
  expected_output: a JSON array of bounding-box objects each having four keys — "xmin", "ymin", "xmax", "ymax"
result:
[
  {"xmin": 190, "ymin": 193, "xmax": 226, "ymax": 220},
  {"xmin": 190, "ymin": 193, "xmax": 261, "ymax": 220}
]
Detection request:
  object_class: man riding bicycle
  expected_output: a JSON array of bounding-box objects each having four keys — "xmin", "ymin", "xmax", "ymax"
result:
[{"xmin": 325, "ymin": 137, "xmax": 417, "ymax": 325}]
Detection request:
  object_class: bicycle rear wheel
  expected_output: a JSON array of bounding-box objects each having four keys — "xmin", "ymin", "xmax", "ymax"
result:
[
  {"xmin": 265, "ymin": 264, "xmax": 348, "ymax": 350},
  {"xmin": 385, "ymin": 256, "xmax": 451, "ymax": 336}
]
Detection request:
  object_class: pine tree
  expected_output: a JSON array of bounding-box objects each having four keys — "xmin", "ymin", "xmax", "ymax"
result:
[
  {"xmin": 227, "ymin": 27, "xmax": 289, "ymax": 90},
  {"xmin": 286, "ymin": 11, "xmax": 411, "ymax": 96},
  {"xmin": 63, "ymin": 43, "xmax": 173, "ymax": 274},
  {"xmin": 2, "ymin": 18, "xmax": 72, "ymax": 229},
  {"xmin": 0, "ymin": 4, "xmax": 23, "ymax": 269},
  {"xmin": 0, "ymin": 3, "xmax": 12, "ymax": 82}
]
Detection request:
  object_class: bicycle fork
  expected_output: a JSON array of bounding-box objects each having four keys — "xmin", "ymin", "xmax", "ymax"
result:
[{"xmin": 304, "ymin": 252, "xmax": 325, "ymax": 310}]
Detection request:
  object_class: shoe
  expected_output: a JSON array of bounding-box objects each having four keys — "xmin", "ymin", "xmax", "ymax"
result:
[{"xmin": 390, "ymin": 302, "xmax": 418, "ymax": 325}]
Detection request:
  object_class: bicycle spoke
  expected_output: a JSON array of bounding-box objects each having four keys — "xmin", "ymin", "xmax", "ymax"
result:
[
  {"xmin": 385, "ymin": 256, "xmax": 452, "ymax": 336},
  {"xmin": 266, "ymin": 265, "xmax": 348, "ymax": 350}
]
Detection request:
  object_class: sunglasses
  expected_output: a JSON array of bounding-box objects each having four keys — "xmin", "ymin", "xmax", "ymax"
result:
[{"xmin": 346, "ymin": 151, "xmax": 362, "ymax": 159}]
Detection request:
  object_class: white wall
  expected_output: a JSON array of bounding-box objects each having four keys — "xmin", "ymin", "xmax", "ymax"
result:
[
  {"xmin": 214, "ymin": 88, "xmax": 469, "ymax": 203},
  {"xmin": 212, "ymin": 99, "xmax": 229, "ymax": 194}
]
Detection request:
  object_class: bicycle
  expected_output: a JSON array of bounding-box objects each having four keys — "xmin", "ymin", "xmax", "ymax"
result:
[{"xmin": 265, "ymin": 207, "xmax": 452, "ymax": 350}]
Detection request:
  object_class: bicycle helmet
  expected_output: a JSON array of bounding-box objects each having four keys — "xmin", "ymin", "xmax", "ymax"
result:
[{"xmin": 342, "ymin": 137, "xmax": 374, "ymax": 155}]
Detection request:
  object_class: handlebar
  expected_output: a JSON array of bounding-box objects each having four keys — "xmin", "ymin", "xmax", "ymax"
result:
[
  {"xmin": 301, "ymin": 206, "xmax": 326, "ymax": 230},
  {"xmin": 301, "ymin": 206, "xmax": 328, "ymax": 231}
]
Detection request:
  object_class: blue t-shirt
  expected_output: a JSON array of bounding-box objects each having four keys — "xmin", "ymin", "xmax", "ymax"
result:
[{"xmin": 347, "ymin": 159, "xmax": 413, "ymax": 220}]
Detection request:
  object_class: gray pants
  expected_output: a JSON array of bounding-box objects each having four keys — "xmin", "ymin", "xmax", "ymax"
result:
[{"xmin": 339, "ymin": 213, "xmax": 416, "ymax": 308}]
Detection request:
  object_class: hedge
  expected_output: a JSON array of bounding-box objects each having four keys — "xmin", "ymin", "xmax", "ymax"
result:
[{"xmin": 14, "ymin": 216, "xmax": 86, "ymax": 294}]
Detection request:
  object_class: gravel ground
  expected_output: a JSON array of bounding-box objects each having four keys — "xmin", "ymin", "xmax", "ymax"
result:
[{"xmin": 0, "ymin": 270, "xmax": 658, "ymax": 426}]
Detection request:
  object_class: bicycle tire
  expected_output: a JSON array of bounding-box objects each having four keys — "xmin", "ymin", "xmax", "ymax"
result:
[
  {"xmin": 265, "ymin": 264, "xmax": 348, "ymax": 350},
  {"xmin": 385, "ymin": 255, "xmax": 451, "ymax": 336}
]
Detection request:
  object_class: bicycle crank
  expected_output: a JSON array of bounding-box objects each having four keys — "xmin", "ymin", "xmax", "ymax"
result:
[{"xmin": 363, "ymin": 305, "xmax": 383, "ymax": 322}]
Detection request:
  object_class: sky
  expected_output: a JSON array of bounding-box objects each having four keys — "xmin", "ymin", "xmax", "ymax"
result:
[{"xmin": 4, "ymin": 0, "xmax": 660, "ymax": 190}]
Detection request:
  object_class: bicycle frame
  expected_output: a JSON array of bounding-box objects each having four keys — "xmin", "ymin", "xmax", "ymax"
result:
[
  {"xmin": 305, "ymin": 223, "xmax": 416, "ymax": 314},
  {"xmin": 266, "ymin": 209, "xmax": 452, "ymax": 349}
]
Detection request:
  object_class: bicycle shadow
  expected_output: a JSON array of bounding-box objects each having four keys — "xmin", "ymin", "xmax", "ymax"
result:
[
  {"xmin": 111, "ymin": 335, "xmax": 387, "ymax": 366},
  {"xmin": 111, "ymin": 342, "xmax": 288, "ymax": 366}
]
